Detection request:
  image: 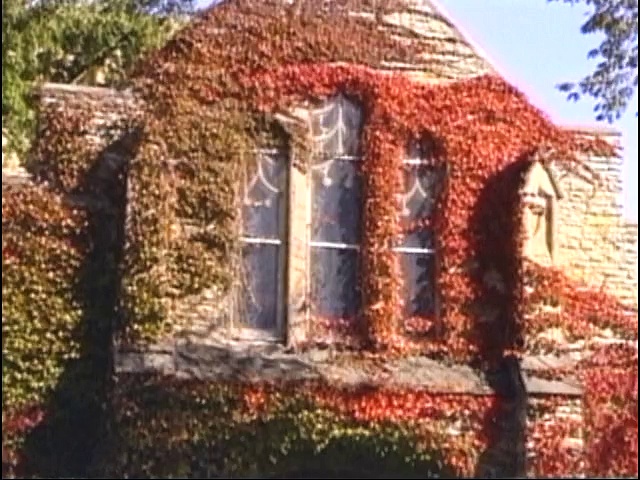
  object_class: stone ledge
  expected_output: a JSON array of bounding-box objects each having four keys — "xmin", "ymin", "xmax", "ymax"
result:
[
  {"xmin": 115, "ymin": 335, "xmax": 583, "ymax": 396},
  {"xmin": 37, "ymin": 82, "xmax": 133, "ymax": 99},
  {"xmin": 2, "ymin": 167, "xmax": 31, "ymax": 187},
  {"xmin": 560, "ymin": 124, "xmax": 622, "ymax": 137},
  {"xmin": 524, "ymin": 374, "xmax": 582, "ymax": 397}
]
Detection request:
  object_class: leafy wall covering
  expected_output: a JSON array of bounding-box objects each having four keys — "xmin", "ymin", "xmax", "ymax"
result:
[{"xmin": 2, "ymin": 1, "xmax": 636, "ymax": 478}]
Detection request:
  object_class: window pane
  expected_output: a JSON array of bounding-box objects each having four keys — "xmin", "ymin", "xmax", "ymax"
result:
[
  {"xmin": 309, "ymin": 94, "xmax": 363, "ymax": 340},
  {"xmin": 406, "ymin": 141, "xmax": 423, "ymax": 160},
  {"xmin": 402, "ymin": 164, "xmax": 443, "ymax": 222},
  {"xmin": 399, "ymin": 164, "xmax": 437, "ymax": 324},
  {"xmin": 310, "ymin": 95, "xmax": 363, "ymax": 159},
  {"xmin": 242, "ymin": 152, "xmax": 285, "ymax": 238},
  {"xmin": 399, "ymin": 229, "xmax": 435, "ymax": 251},
  {"xmin": 311, "ymin": 159, "xmax": 363, "ymax": 244},
  {"xmin": 239, "ymin": 151, "xmax": 286, "ymax": 332},
  {"xmin": 239, "ymin": 243, "xmax": 279, "ymax": 330},
  {"xmin": 400, "ymin": 252, "xmax": 436, "ymax": 320},
  {"xmin": 399, "ymin": 146, "xmax": 443, "ymax": 333},
  {"xmin": 310, "ymin": 248, "xmax": 361, "ymax": 319}
]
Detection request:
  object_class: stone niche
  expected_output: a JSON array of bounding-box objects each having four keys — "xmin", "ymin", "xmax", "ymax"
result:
[{"xmin": 521, "ymin": 160, "xmax": 562, "ymax": 266}]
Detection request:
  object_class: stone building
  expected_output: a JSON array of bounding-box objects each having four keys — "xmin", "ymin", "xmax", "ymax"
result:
[{"xmin": 2, "ymin": 1, "xmax": 637, "ymax": 478}]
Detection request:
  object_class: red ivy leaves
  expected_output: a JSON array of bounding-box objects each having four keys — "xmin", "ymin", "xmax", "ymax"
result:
[
  {"xmin": 26, "ymin": 2, "xmax": 627, "ymax": 477},
  {"xmin": 129, "ymin": 4, "xmax": 632, "ymax": 475},
  {"xmin": 2, "ymin": 406, "xmax": 46, "ymax": 436},
  {"xmin": 236, "ymin": 63, "xmax": 614, "ymax": 358},
  {"xmin": 239, "ymin": 381, "xmax": 496, "ymax": 477},
  {"xmin": 524, "ymin": 262, "xmax": 638, "ymax": 342}
]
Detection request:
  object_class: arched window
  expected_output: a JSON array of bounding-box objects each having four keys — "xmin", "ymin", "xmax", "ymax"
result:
[
  {"xmin": 233, "ymin": 97, "xmax": 444, "ymax": 344},
  {"xmin": 397, "ymin": 142, "xmax": 444, "ymax": 334},
  {"xmin": 308, "ymin": 94, "xmax": 364, "ymax": 331}
]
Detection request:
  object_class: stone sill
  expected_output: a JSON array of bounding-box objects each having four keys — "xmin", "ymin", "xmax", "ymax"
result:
[
  {"xmin": 2, "ymin": 167, "xmax": 31, "ymax": 187},
  {"xmin": 37, "ymin": 82, "xmax": 132, "ymax": 99},
  {"xmin": 115, "ymin": 333, "xmax": 583, "ymax": 397}
]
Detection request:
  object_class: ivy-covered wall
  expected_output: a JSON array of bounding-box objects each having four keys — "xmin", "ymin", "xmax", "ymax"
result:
[
  {"xmin": 2, "ymin": 84, "xmax": 139, "ymax": 478},
  {"xmin": 2, "ymin": 1, "xmax": 637, "ymax": 478},
  {"xmin": 95, "ymin": 375, "xmax": 497, "ymax": 478},
  {"xmin": 2, "ymin": 182, "xmax": 88, "ymax": 461}
]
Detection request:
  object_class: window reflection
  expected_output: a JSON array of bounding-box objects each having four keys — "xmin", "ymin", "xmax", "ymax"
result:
[
  {"xmin": 309, "ymin": 95, "xmax": 363, "ymax": 326},
  {"xmin": 239, "ymin": 150, "xmax": 286, "ymax": 332}
]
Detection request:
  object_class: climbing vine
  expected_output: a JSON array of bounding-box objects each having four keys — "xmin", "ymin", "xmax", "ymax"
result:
[
  {"xmin": 1, "ymin": 1, "xmax": 636, "ymax": 478},
  {"xmin": 2, "ymin": 184, "xmax": 88, "ymax": 469},
  {"xmin": 97, "ymin": 375, "xmax": 496, "ymax": 478},
  {"xmin": 523, "ymin": 261, "xmax": 638, "ymax": 477},
  {"xmin": 122, "ymin": 0, "xmax": 613, "ymax": 355}
]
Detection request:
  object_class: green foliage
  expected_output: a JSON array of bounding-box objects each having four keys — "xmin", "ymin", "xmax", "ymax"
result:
[
  {"xmin": 1, "ymin": 0, "xmax": 193, "ymax": 155},
  {"xmin": 1, "ymin": 100, "xmax": 137, "ymax": 477},
  {"xmin": 120, "ymin": 100, "xmax": 291, "ymax": 342},
  {"xmin": 552, "ymin": 0, "xmax": 638, "ymax": 122},
  {"xmin": 1, "ymin": 184, "xmax": 88, "ymax": 413},
  {"xmin": 98, "ymin": 377, "xmax": 449, "ymax": 479}
]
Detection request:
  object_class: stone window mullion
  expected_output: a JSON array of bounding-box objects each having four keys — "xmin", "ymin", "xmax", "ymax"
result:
[{"xmin": 286, "ymin": 152, "xmax": 312, "ymax": 347}]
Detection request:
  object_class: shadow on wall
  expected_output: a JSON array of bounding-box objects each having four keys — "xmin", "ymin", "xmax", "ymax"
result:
[
  {"xmin": 19, "ymin": 130, "xmax": 140, "ymax": 478},
  {"xmin": 469, "ymin": 156, "xmax": 531, "ymax": 361},
  {"xmin": 474, "ymin": 355, "xmax": 528, "ymax": 478},
  {"xmin": 12, "ymin": 131, "xmax": 530, "ymax": 479},
  {"xmin": 468, "ymin": 158, "xmax": 531, "ymax": 478}
]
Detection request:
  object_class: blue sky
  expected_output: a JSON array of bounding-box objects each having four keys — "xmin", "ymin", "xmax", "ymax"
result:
[
  {"xmin": 436, "ymin": 0, "xmax": 638, "ymax": 222},
  {"xmin": 196, "ymin": 0, "xmax": 638, "ymax": 221}
]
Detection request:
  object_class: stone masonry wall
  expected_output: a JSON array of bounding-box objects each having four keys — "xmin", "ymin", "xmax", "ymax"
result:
[
  {"xmin": 551, "ymin": 127, "xmax": 638, "ymax": 308},
  {"xmin": 527, "ymin": 396, "xmax": 585, "ymax": 478},
  {"xmin": 375, "ymin": 0, "xmax": 494, "ymax": 81},
  {"xmin": 37, "ymin": 83, "xmax": 137, "ymax": 136}
]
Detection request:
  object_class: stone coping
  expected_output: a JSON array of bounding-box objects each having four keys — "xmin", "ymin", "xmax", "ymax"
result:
[{"xmin": 560, "ymin": 124, "xmax": 622, "ymax": 137}]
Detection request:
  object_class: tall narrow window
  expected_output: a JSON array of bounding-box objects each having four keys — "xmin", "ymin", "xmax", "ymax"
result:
[
  {"xmin": 396, "ymin": 142, "xmax": 444, "ymax": 335},
  {"xmin": 238, "ymin": 149, "xmax": 287, "ymax": 337},
  {"xmin": 233, "ymin": 103, "xmax": 445, "ymax": 345},
  {"xmin": 308, "ymin": 95, "xmax": 364, "ymax": 333}
]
